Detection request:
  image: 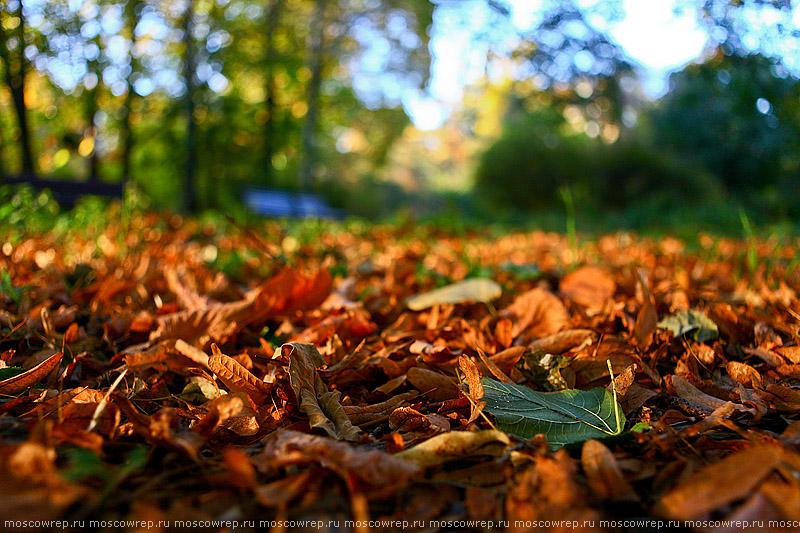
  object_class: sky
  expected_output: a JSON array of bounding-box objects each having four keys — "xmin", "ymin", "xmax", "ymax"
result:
[{"xmin": 405, "ymin": 0, "xmax": 798, "ymax": 130}]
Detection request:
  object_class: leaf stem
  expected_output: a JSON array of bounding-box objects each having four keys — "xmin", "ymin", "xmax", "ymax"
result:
[{"xmin": 607, "ymin": 359, "xmax": 622, "ymax": 435}]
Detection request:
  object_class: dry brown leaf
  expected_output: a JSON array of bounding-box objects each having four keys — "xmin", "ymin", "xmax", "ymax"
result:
[
  {"xmin": 165, "ymin": 268, "xmax": 215, "ymax": 311},
  {"xmin": 406, "ymin": 367, "xmax": 460, "ymax": 402},
  {"xmin": 260, "ymin": 429, "xmax": 420, "ymax": 486},
  {"xmin": 499, "ymin": 287, "xmax": 568, "ymax": 339},
  {"xmin": 776, "ymin": 346, "xmax": 800, "ymax": 364},
  {"xmin": 726, "ymin": 361, "xmax": 762, "ymax": 387},
  {"xmin": 388, "ymin": 407, "xmax": 450, "ymax": 433},
  {"xmin": 560, "ymin": 266, "xmax": 616, "ymax": 308},
  {"xmin": 208, "ymin": 344, "xmax": 271, "ymax": 404},
  {"xmin": 150, "ymin": 299, "xmax": 255, "ymax": 348},
  {"xmin": 529, "ymin": 329, "xmax": 596, "ymax": 354},
  {"xmin": 174, "ymin": 339, "xmax": 211, "ymax": 369},
  {"xmin": 283, "ymin": 342, "xmax": 361, "ymax": 441},
  {"xmin": 633, "ymin": 300, "xmax": 658, "ymax": 349},
  {"xmin": 671, "ymin": 374, "xmax": 731, "ymax": 413},
  {"xmin": 396, "ymin": 430, "xmax": 510, "ymax": 468},
  {"xmin": 459, "ymin": 355, "xmax": 486, "ymax": 424},
  {"xmin": 581, "ymin": 439, "xmax": 637, "ymax": 502},
  {"xmin": 655, "ymin": 445, "xmax": 783, "ymax": 521},
  {"xmin": 495, "ymin": 318, "xmax": 513, "ymax": 349},
  {"xmin": 477, "ymin": 347, "xmax": 515, "ymax": 383},
  {"xmin": 619, "ymin": 383, "xmax": 657, "ymax": 415},
  {"xmin": 194, "ymin": 392, "xmax": 259, "ymax": 437},
  {"xmin": 483, "ymin": 346, "xmax": 527, "ymax": 377},
  {"xmin": 0, "ymin": 351, "xmax": 62, "ymax": 394},
  {"xmin": 506, "ymin": 449, "xmax": 600, "ymax": 531},
  {"xmin": 221, "ymin": 447, "xmax": 257, "ymax": 490},
  {"xmin": 342, "ymin": 392, "xmax": 418, "ymax": 426}
]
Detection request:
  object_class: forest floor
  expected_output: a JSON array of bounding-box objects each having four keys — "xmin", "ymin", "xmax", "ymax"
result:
[{"xmin": 1, "ymin": 211, "xmax": 800, "ymax": 532}]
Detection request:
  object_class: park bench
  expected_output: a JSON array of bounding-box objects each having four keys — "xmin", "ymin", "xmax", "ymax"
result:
[
  {"xmin": 2, "ymin": 175, "xmax": 125, "ymax": 209},
  {"xmin": 242, "ymin": 186, "xmax": 344, "ymax": 219}
]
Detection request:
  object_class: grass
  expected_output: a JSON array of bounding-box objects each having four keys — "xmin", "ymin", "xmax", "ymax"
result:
[{"xmin": 1, "ymin": 183, "xmax": 798, "ymax": 259}]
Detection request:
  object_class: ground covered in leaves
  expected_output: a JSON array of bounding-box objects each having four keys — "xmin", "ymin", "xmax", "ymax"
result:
[{"xmin": 2, "ymin": 213, "xmax": 800, "ymax": 532}]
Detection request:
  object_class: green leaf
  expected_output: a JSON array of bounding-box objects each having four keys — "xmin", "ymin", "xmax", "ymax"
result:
[
  {"xmin": 657, "ymin": 309, "xmax": 718, "ymax": 343},
  {"xmin": 406, "ymin": 278, "xmax": 502, "ymax": 310},
  {"xmin": 481, "ymin": 377, "xmax": 625, "ymax": 448}
]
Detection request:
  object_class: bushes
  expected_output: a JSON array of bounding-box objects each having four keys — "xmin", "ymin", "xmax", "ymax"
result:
[
  {"xmin": 475, "ymin": 110, "xmax": 724, "ymax": 217},
  {"xmin": 475, "ymin": 110, "xmax": 592, "ymax": 210},
  {"xmin": 591, "ymin": 139, "xmax": 726, "ymax": 209}
]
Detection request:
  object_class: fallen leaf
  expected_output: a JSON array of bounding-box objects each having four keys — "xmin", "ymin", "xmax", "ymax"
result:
[
  {"xmin": 260, "ymin": 429, "xmax": 419, "ymax": 486},
  {"xmin": 406, "ymin": 367, "xmax": 460, "ymax": 402},
  {"xmin": 528, "ymin": 329, "xmax": 596, "ymax": 354},
  {"xmin": 458, "ymin": 355, "xmax": 486, "ymax": 424},
  {"xmin": 514, "ymin": 350, "xmax": 569, "ymax": 391},
  {"xmin": 560, "ymin": 266, "xmax": 616, "ymax": 308},
  {"xmin": 396, "ymin": 430, "xmax": 510, "ymax": 468},
  {"xmin": 655, "ymin": 445, "xmax": 783, "ymax": 521},
  {"xmin": 499, "ymin": 287, "xmax": 568, "ymax": 339},
  {"xmin": 0, "ymin": 352, "xmax": 62, "ymax": 394},
  {"xmin": 671, "ymin": 375, "xmax": 732, "ymax": 413},
  {"xmin": 407, "ymin": 278, "xmax": 502, "ymax": 311},
  {"xmin": 633, "ymin": 300, "xmax": 658, "ymax": 348},
  {"xmin": 658, "ymin": 309, "xmax": 718, "ymax": 343},
  {"xmin": 208, "ymin": 344, "xmax": 271, "ymax": 404},
  {"xmin": 581, "ymin": 439, "xmax": 637, "ymax": 502},
  {"xmin": 726, "ymin": 361, "xmax": 761, "ymax": 387},
  {"xmin": 194, "ymin": 392, "xmax": 259, "ymax": 437},
  {"xmin": 481, "ymin": 377, "xmax": 625, "ymax": 448},
  {"xmin": 284, "ymin": 342, "xmax": 361, "ymax": 441}
]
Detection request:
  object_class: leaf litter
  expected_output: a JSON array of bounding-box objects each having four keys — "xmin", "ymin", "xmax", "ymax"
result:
[{"xmin": 1, "ymin": 216, "xmax": 800, "ymax": 530}]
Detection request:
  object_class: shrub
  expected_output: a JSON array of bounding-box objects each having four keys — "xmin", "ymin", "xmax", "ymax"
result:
[{"xmin": 474, "ymin": 110, "xmax": 593, "ymax": 210}]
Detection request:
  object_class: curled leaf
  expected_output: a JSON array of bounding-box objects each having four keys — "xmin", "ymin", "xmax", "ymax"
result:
[
  {"xmin": 284, "ymin": 342, "xmax": 361, "ymax": 441},
  {"xmin": 0, "ymin": 351, "xmax": 63, "ymax": 394}
]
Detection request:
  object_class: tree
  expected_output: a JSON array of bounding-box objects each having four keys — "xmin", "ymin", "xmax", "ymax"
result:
[
  {"xmin": 0, "ymin": 0, "xmax": 36, "ymax": 176},
  {"xmin": 298, "ymin": 0, "xmax": 326, "ymax": 190},
  {"xmin": 181, "ymin": 0, "xmax": 197, "ymax": 212},
  {"xmin": 120, "ymin": 0, "xmax": 142, "ymax": 184},
  {"xmin": 650, "ymin": 51, "xmax": 800, "ymax": 195}
]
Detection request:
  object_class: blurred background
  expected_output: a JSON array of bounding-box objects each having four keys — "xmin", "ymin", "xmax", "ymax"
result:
[{"xmin": 0, "ymin": 0, "xmax": 799, "ymax": 232}]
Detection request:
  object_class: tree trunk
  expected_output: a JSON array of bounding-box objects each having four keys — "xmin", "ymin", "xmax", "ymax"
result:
[
  {"xmin": 298, "ymin": 0, "xmax": 326, "ymax": 190},
  {"xmin": 120, "ymin": 0, "xmax": 141, "ymax": 184},
  {"xmin": 262, "ymin": 0, "xmax": 283, "ymax": 185},
  {"xmin": 86, "ymin": 44, "xmax": 100, "ymax": 182},
  {"xmin": 0, "ymin": 2, "xmax": 36, "ymax": 176},
  {"xmin": 181, "ymin": 0, "xmax": 197, "ymax": 212}
]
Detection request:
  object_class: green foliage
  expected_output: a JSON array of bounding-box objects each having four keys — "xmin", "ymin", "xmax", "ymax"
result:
[
  {"xmin": 1, "ymin": 267, "xmax": 25, "ymax": 307},
  {"xmin": 649, "ymin": 52, "xmax": 800, "ymax": 207},
  {"xmin": 481, "ymin": 377, "xmax": 625, "ymax": 448},
  {"xmin": 475, "ymin": 109, "xmax": 592, "ymax": 209},
  {"xmin": 0, "ymin": 185, "xmax": 60, "ymax": 236},
  {"xmin": 591, "ymin": 138, "xmax": 726, "ymax": 209}
]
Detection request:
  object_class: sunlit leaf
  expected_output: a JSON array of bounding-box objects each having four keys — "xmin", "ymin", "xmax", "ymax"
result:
[{"xmin": 407, "ymin": 278, "xmax": 502, "ymax": 310}]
